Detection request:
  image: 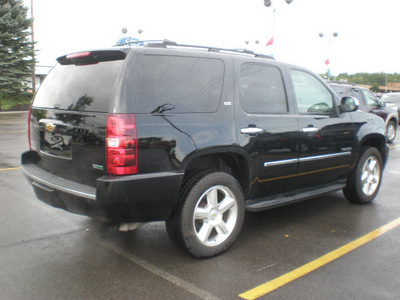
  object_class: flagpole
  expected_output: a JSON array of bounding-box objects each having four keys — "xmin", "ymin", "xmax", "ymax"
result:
[
  {"xmin": 263, "ymin": 0, "xmax": 294, "ymax": 57},
  {"xmin": 273, "ymin": 6, "xmax": 276, "ymax": 43},
  {"xmin": 271, "ymin": 5, "xmax": 276, "ymax": 57},
  {"xmin": 319, "ymin": 32, "xmax": 338, "ymax": 80}
]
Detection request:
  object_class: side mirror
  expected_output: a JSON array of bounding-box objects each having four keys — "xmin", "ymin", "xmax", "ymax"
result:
[
  {"xmin": 379, "ymin": 101, "xmax": 386, "ymax": 107},
  {"xmin": 340, "ymin": 96, "xmax": 359, "ymax": 113}
]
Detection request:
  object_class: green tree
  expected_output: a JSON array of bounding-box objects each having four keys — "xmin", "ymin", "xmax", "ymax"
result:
[
  {"xmin": 371, "ymin": 84, "xmax": 380, "ymax": 92},
  {"xmin": 0, "ymin": 0, "xmax": 34, "ymax": 108}
]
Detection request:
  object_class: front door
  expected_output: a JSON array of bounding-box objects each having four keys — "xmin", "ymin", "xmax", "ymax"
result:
[{"xmin": 289, "ymin": 69, "xmax": 355, "ymax": 189}]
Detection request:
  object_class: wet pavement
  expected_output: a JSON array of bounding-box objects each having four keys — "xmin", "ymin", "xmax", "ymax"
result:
[{"xmin": 1, "ymin": 112, "xmax": 399, "ymax": 299}]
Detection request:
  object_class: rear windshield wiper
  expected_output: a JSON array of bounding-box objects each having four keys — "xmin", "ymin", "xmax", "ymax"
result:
[{"xmin": 151, "ymin": 103, "xmax": 175, "ymax": 114}]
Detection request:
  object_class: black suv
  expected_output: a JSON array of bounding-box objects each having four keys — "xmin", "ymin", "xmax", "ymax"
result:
[
  {"xmin": 328, "ymin": 82, "xmax": 398, "ymax": 143},
  {"xmin": 22, "ymin": 41, "xmax": 389, "ymax": 257}
]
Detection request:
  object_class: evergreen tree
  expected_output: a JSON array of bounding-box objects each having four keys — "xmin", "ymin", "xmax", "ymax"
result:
[{"xmin": 0, "ymin": 0, "xmax": 34, "ymax": 100}]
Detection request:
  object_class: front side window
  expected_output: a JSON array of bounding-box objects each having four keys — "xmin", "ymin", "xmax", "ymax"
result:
[
  {"xmin": 291, "ymin": 70, "xmax": 335, "ymax": 115},
  {"xmin": 136, "ymin": 55, "xmax": 224, "ymax": 113},
  {"xmin": 239, "ymin": 63, "xmax": 288, "ymax": 114}
]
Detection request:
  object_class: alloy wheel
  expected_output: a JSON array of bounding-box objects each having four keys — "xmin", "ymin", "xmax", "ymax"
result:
[
  {"xmin": 193, "ymin": 185, "xmax": 238, "ymax": 247},
  {"xmin": 361, "ymin": 156, "xmax": 381, "ymax": 196}
]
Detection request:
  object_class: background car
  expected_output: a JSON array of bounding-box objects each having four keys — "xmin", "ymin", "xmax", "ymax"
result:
[
  {"xmin": 380, "ymin": 92, "xmax": 400, "ymax": 124},
  {"xmin": 328, "ymin": 82, "xmax": 398, "ymax": 143}
]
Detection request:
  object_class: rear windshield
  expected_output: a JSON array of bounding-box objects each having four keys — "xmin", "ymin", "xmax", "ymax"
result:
[
  {"xmin": 33, "ymin": 60, "xmax": 124, "ymax": 112},
  {"xmin": 135, "ymin": 55, "xmax": 224, "ymax": 113}
]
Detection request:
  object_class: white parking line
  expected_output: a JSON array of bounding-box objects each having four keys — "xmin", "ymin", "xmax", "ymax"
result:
[
  {"xmin": 387, "ymin": 170, "xmax": 400, "ymax": 174},
  {"xmin": 95, "ymin": 239, "xmax": 221, "ymax": 300},
  {"xmin": 0, "ymin": 227, "xmax": 84, "ymax": 248}
]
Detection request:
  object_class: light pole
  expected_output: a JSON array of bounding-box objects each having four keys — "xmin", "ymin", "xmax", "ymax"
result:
[
  {"xmin": 118, "ymin": 28, "xmax": 144, "ymax": 46},
  {"xmin": 319, "ymin": 32, "xmax": 338, "ymax": 80},
  {"xmin": 264, "ymin": 0, "xmax": 293, "ymax": 7},
  {"xmin": 263, "ymin": 0, "xmax": 294, "ymax": 57}
]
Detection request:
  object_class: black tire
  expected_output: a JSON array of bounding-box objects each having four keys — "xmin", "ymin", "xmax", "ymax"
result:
[
  {"xmin": 343, "ymin": 147, "xmax": 383, "ymax": 204},
  {"xmin": 166, "ymin": 171, "xmax": 245, "ymax": 258},
  {"xmin": 386, "ymin": 120, "xmax": 397, "ymax": 143}
]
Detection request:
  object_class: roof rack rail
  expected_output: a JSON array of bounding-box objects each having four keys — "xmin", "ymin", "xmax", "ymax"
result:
[{"xmin": 114, "ymin": 39, "xmax": 275, "ymax": 60}]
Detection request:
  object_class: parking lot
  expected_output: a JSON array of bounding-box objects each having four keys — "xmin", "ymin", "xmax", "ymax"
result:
[{"xmin": 1, "ymin": 112, "xmax": 399, "ymax": 300}]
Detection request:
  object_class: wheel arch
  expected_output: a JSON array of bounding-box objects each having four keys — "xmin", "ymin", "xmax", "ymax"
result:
[
  {"xmin": 359, "ymin": 134, "xmax": 389, "ymax": 167},
  {"xmin": 180, "ymin": 148, "xmax": 252, "ymax": 198},
  {"xmin": 387, "ymin": 116, "xmax": 398, "ymax": 130}
]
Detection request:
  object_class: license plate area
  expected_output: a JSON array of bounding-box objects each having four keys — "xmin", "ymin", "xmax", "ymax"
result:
[{"xmin": 39, "ymin": 119, "xmax": 73, "ymax": 160}]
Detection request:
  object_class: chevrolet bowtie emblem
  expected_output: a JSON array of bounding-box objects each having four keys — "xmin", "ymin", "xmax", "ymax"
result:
[{"xmin": 45, "ymin": 123, "xmax": 56, "ymax": 133}]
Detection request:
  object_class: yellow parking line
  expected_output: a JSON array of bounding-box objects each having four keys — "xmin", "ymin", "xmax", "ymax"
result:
[
  {"xmin": 390, "ymin": 144, "xmax": 399, "ymax": 149},
  {"xmin": 0, "ymin": 167, "xmax": 21, "ymax": 171},
  {"xmin": 0, "ymin": 130, "xmax": 25, "ymax": 134},
  {"xmin": 239, "ymin": 217, "xmax": 400, "ymax": 300}
]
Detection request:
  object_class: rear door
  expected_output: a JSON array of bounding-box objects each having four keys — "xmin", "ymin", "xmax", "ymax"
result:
[
  {"xmin": 30, "ymin": 50, "xmax": 127, "ymax": 186},
  {"xmin": 235, "ymin": 62, "xmax": 299, "ymax": 198},
  {"xmin": 289, "ymin": 69, "xmax": 355, "ymax": 189}
]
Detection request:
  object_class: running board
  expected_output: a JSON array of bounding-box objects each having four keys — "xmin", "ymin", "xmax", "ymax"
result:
[{"xmin": 245, "ymin": 183, "xmax": 346, "ymax": 212}]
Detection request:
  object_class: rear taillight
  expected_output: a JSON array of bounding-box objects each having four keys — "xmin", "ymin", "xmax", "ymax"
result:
[
  {"xmin": 106, "ymin": 114, "xmax": 138, "ymax": 175},
  {"xmin": 28, "ymin": 106, "xmax": 32, "ymax": 150}
]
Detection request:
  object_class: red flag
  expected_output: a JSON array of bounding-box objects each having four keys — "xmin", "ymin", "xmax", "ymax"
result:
[
  {"xmin": 325, "ymin": 58, "xmax": 330, "ymax": 65},
  {"xmin": 266, "ymin": 37, "xmax": 274, "ymax": 46}
]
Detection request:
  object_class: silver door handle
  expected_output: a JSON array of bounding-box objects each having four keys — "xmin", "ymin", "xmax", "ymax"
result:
[
  {"xmin": 302, "ymin": 127, "xmax": 318, "ymax": 133},
  {"xmin": 241, "ymin": 127, "xmax": 263, "ymax": 134}
]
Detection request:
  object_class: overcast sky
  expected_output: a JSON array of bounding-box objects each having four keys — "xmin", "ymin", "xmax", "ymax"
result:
[{"xmin": 23, "ymin": 0, "xmax": 400, "ymax": 75}]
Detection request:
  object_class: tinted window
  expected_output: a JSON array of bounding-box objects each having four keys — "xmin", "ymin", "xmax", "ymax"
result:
[
  {"xmin": 136, "ymin": 55, "xmax": 224, "ymax": 113},
  {"xmin": 291, "ymin": 70, "xmax": 335, "ymax": 115},
  {"xmin": 239, "ymin": 64, "xmax": 287, "ymax": 114},
  {"xmin": 33, "ymin": 61, "xmax": 124, "ymax": 112}
]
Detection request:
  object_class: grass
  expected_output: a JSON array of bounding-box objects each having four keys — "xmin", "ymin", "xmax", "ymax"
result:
[{"xmin": 0, "ymin": 94, "xmax": 32, "ymax": 111}]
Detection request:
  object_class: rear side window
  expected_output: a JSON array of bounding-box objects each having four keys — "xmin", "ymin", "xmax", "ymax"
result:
[
  {"xmin": 239, "ymin": 63, "xmax": 288, "ymax": 114},
  {"xmin": 135, "ymin": 55, "xmax": 224, "ymax": 113},
  {"xmin": 33, "ymin": 60, "xmax": 124, "ymax": 112}
]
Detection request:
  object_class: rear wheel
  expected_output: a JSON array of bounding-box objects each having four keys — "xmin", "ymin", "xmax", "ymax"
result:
[
  {"xmin": 386, "ymin": 120, "xmax": 396, "ymax": 143},
  {"xmin": 166, "ymin": 171, "xmax": 245, "ymax": 258},
  {"xmin": 343, "ymin": 147, "xmax": 383, "ymax": 204}
]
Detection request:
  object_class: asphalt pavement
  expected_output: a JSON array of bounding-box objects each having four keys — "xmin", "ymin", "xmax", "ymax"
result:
[{"xmin": 1, "ymin": 112, "xmax": 400, "ymax": 300}]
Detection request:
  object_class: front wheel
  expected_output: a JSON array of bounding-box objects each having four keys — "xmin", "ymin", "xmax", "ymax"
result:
[
  {"xmin": 166, "ymin": 171, "xmax": 245, "ymax": 258},
  {"xmin": 386, "ymin": 120, "xmax": 397, "ymax": 143},
  {"xmin": 343, "ymin": 147, "xmax": 383, "ymax": 204}
]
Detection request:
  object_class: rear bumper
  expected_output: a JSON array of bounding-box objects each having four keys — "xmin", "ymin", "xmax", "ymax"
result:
[{"xmin": 21, "ymin": 151, "xmax": 184, "ymax": 222}]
